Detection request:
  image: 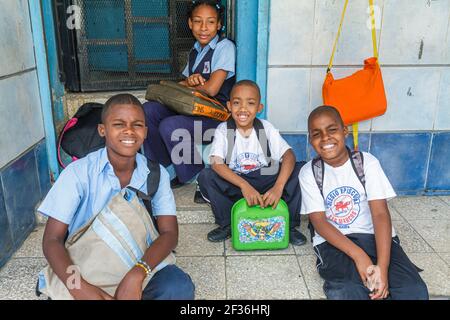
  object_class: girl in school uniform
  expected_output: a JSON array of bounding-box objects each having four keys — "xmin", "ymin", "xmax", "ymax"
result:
[{"xmin": 143, "ymin": 0, "xmax": 236, "ymax": 198}]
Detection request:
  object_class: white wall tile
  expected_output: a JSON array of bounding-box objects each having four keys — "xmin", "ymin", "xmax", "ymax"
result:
[
  {"xmin": 434, "ymin": 68, "xmax": 450, "ymax": 130},
  {"xmin": 309, "ymin": 67, "xmax": 372, "ymax": 131},
  {"xmin": 268, "ymin": 0, "xmax": 315, "ymax": 65},
  {"xmin": 0, "ymin": 0, "xmax": 36, "ymax": 77},
  {"xmin": 267, "ymin": 68, "xmax": 310, "ymax": 132},
  {"xmin": 372, "ymin": 67, "xmax": 441, "ymax": 131},
  {"xmin": 0, "ymin": 71, "xmax": 45, "ymax": 168},
  {"xmin": 379, "ymin": 0, "xmax": 450, "ymax": 64},
  {"xmin": 312, "ymin": 0, "xmax": 384, "ymax": 66}
]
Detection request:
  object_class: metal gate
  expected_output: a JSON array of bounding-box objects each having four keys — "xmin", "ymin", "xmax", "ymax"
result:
[{"xmin": 72, "ymin": 0, "xmax": 232, "ymax": 91}]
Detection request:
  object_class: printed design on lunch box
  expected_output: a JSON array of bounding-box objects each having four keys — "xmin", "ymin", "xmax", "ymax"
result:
[{"xmin": 238, "ymin": 217, "xmax": 286, "ymax": 243}]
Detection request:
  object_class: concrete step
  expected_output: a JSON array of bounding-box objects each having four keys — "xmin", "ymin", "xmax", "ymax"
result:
[{"xmin": 174, "ymin": 183, "xmax": 215, "ymax": 224}]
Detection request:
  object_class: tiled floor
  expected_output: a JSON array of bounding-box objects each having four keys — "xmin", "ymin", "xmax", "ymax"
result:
[{"xmin": 0, "ymin": 195, "xmax": 449, "ymax": 300}]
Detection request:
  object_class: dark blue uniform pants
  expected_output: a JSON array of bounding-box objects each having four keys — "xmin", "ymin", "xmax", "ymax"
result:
[
  {"xmin": 198, "ymin": 162, "xmax": 305, "ymax": 228},
  {"xmin": 143, "ymin": 101, "xmax": 221, "ymax": 183},
  {"xmin": 314, "ymin": 233, "xmax": 429, "ymax": 300},
  {"xmin": 142, "ymin": 265, "xmax": 195, "ymax": 300}
]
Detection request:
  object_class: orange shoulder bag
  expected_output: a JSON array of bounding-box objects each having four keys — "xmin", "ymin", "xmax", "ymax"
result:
[{"xmin": 322, "ymin": 0, "xmax": 387, "ymax": 149}]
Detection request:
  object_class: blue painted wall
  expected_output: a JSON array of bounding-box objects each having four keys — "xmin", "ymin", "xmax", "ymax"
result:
[{"xmin": 0, "ymin": 0, "xmax": 52, "ymax": 267}]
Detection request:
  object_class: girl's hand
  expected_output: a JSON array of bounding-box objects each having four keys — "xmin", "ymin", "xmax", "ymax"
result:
[
  {"xmin": 262, "ymin": 185, "xmax": 283, "ymax": 209},
  {"xmin": 114, "ymin": 267, "xmax": 145, "ymax": 300},
  {"xmin": 69, "ymin": 279, "xmax": 114, "ymax": 300},
  {"xmin": 241, "ymin": 183, "xmax": 264, "ymax": 208},
  {"xmin": 368, "ymin": 265, "xmax": 389, "ymax": 300},
  {"xmin": 186, "ymin": 73, "xmax": 206, "ymax": 87}
]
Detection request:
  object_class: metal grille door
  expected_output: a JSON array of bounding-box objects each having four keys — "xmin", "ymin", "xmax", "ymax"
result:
[{"xmin": 74, "ymin": 0, "xmax": 229, "ymax": 91}]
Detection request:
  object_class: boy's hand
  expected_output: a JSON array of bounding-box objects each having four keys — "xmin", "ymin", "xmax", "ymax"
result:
[
  {"xmin": 353, "ymin": 251, "xmax": 375, "ymax": 289},
  {"xmin": 186, "ymin": 73, "xmax": 206, "ymax": 87},
  {"xmin": 241, "ymin": 183, "xmax": 264, "ymax": 208},
  {"xmin": 367, "ymin": 265, "xmax": 389, "ymax": 300},
  {"xmin": 69, "ymin": 279, "xmax": 114, "ymax": 300},
  {"xmin": 114, "ymin": 267, "xmax": 145, "ymax": 300},
  {"xmin": 262, "ymin": 185, "xmax": 283, "ymax": 209}
]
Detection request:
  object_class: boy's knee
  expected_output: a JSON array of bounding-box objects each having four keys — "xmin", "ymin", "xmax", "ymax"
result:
[
  {"xmin": 391, "ymin": 281, "xmax": 429, "ymax": 300},
  {"xmin": 198, "ymin": 168, "xmax": 216, "ymax": 186},
  {"xmin": 158, "ymin": 269, "xmax": 195, "ymax": 300}
]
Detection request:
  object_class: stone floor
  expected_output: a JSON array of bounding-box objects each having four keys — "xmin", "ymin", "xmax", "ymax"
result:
[{"xmin": 1, "ymin": 184, "xmax": 449, "ymax": 300}]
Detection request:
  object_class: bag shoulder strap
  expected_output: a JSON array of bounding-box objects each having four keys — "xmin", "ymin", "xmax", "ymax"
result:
[
  {"xmin": 311, "ymin": 147, "xmax": 366, "ymax": 197},
  {"xmin": 127, "ymin": 160, "xmax": 161, "ymax": 228},
  {"xmin": 225, "ymin": 118, "xmax": 272, "ymax": 165},
  {"xmin": 348, "ymin": 147, "xmax": 366, "ymax": 190},
  {"xmin": 253, "ymin": 118, "xmax": 272, "ymax": 161},
  {"xmin": 327, "ymin": 0, "xmax": 378, "ymax": 72},
  {"xmin": 311, "ymin": 157, "xmax": 325, "ymax": 197}
]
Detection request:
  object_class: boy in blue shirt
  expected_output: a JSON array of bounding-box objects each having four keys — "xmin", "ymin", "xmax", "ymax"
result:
[{"xmin": 37, "ymin": 94, "xmax": 194, "ymax": 300}]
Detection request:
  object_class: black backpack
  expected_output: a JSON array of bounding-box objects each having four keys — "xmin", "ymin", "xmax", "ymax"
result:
[
  {"xmin": 57, "ymin": 103, "xmax": 105, "ymax": 167},
  {"xmin": 308, "ymin": 147, "xmax": 365, "ymax": 241},
  {"xmin": 225, "ymin": 118, "xmax": 272, "ymax": 165}
]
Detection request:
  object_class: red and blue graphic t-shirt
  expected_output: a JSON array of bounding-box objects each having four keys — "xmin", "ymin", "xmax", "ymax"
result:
[{"xmin": 299, "ymin": 152, "xmax": 397, "ymax": 246}]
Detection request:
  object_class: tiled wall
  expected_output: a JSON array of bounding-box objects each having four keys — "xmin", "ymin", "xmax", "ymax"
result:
[
  {"xmin": 269, "ymin": 0, "xmax": 450, "ymax": 194},
  {"xmin": 0, "ymin": 140, "xmax": 51, "ymax": 266},
  {"xmin": 0, "ymin": 0, "xmax": 45, "ymax": 168},
  {"xmin": 0, "ymin": 0, "xmax": 49, "ymax": 266}
]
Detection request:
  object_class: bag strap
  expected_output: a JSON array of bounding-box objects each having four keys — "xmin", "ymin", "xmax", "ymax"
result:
[
  {"xmin": 327, "ymin": 0, "xmax": 379, "ymax": 150},
  {"xmin": 253, "ymin": 118, "xmax": 272, "ymax": 161},
  {"xmin": 128, "ymin": 159, "xmax": 161, "ymax": 229},
  {"xmin": 312, "ymin": 147, "xmax": 366, "ymax": 195},
  {"xmin": 327, "ymin": 0, "xmax": 378, "ymax": 72},
  {"xmin": 369, "ymin": 0, "xmax": 379, "ymax": 59},
  {"xmin": 327, "ymin": 0, "xmax": 349, "ymax": 73},
  {"xmin": 225, "ymin": 118, "xmax": 271, "ymax": 165}
]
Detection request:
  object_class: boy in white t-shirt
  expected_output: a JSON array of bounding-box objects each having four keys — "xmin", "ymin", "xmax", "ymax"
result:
[
  {"xmin": 198, "ymin": 80, "xmax": 307, "ymax": 245},
  {"xmin": 299, "ymin": 105, "xmax": 428, "ymax": 300}
]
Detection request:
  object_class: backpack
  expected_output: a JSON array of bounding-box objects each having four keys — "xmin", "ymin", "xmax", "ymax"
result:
[
  {"xmin": 225, "ymin": 118, "xmax": 272, "ymax": 166},
  {"xmin": 308, "ymin": 147, "xmax": 365, "ymax": 241},
  {"xmin": 57, "ymin": 103, "xmax": 105, "ymax": 168}
]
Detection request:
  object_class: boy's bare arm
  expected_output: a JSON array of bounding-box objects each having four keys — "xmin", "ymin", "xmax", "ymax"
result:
[
  {"xmin": 309, "ymin": 212, "xmax": 373, "ymax": 283},
  {"xmin": 115, "ymin": 215, "xmax": 178, "ymax": 300},
  {"xmin": 211, "ymin": 156, "xmax": 264, "ymax": 207},
  {"xmin": 368, "ymin": 199, "xmax": 392, "ymax": 299},
  {"xmin": 368, "ymin": 199, "xmax": 392, "ymax": 271},
  {"xmin": 43, "ymin": 217, "xmax": 113, "ymax": 300}
]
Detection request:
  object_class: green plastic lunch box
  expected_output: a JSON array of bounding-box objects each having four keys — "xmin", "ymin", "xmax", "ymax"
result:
[{"xmin": 231, "ymin": 198, "xmax": 290, "ymax": 251}]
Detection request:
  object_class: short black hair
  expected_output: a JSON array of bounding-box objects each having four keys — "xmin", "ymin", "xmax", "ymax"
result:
[
  {"xmin": 230, "ymin": 80, "xmax": 261, "ymax": 102},
  {"xmin": 188, "ymin": 0, "xmax": 224, "ymax": 23},
  {"xmin": 308, "ymin": 105, "xmax": 345, "ymax": 130},
  {"xmin": 101, "ymin": 93, "xmax": 144, "ymax": 123}
]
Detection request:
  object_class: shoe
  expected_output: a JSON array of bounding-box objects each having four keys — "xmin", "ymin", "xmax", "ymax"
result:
[
  {"xmin": 193, "ymin": 186, "xmax": 207, "ymax": 204},
  {"xmin": 289, "ymin": 228, "xmax": 307, "ymax": 246},
  {"xmin": 207, "ymin": 225, "xmax": 232, "ymax": 242},
  {"xmin": 170, "ymin": 177, "xmax": 184, "ymax": 189}
]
